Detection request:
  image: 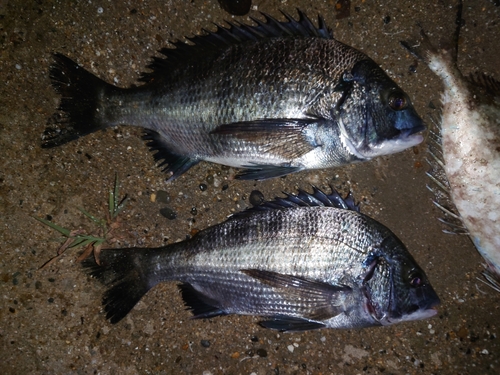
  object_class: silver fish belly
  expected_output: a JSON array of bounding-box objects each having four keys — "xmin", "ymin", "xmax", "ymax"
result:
[
  {"xmin": 43, "ymin": 11, "xmax": 425, "ymax": 181},
  {"xmin": 82, "ymin": 187, "xmax": 440, "ymax": 331}
]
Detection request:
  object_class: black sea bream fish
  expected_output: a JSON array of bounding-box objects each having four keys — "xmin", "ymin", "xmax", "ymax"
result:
[
  {"xmin": 402, "ymin": 2, "xmax": 500, "ymax": 291},
  {"xmin": 43, "ymin": 11, "xmax": 425, "ymax": 181},
  {"xmin": 82, "ymin": 187, "xmax": 440, "ymax": 331}
]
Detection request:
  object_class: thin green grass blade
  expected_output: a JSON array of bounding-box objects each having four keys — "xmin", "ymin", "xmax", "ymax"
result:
[
  {"xmin": 78, "ymin": 207, "xmax": 105, "ymax": 226},
  {"xmin": 34, "ymin": 217, "xmax": 71, "ymax": 237}
]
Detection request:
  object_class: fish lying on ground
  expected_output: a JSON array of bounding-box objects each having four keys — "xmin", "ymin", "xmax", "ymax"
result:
[
  {"xmin": 402, "ymin": 1, "xmax": 500, "ymax": 291},
  {"xmin": 43, "ymin": 10, "xmax": 425, "ymax": 181},
  {"xmin": 82, "ymin": 187, "xmax": 440, "ymax": 331}
]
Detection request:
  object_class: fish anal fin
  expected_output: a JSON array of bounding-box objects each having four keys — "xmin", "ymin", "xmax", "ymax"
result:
[
  {"xmin": 236, "ymin": 165, "xmax": 302, "ymax": 180},
  {"xmin": 142, "ymin": 130, "xmax": 199, "ymax": 181},
  {"xmin": 178, "ymin": 283, "xmax": 227, "ymax": 319},
  {"xmin": 259, "ymin": 315, "xmax": 326, "ymax": 332}
]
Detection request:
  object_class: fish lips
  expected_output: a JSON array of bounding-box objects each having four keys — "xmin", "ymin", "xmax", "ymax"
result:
[
  {"xmin": 359, "ymin": 124, "xmax": 426, "ymax": 158},
  {"xmin": 365, "ymin": 283, "xmax": 441, "ymax": 326}
]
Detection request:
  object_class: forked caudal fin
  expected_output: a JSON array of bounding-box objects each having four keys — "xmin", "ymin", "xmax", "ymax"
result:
[
  {"xmin": 42, "ymin": 53, "xmax": 117, "ymax": 148},
  {"xmin": 81, "ymin": 248, "xmax": 161, "ymax": 324}
]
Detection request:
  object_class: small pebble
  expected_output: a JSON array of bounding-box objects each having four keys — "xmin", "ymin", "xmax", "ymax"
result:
[
  {"xmin": 287, "ymin": 344, "xmax": 294, "ymax": 353},
  {"xmin": 199, "ymin": 183, "xmax": 207, "ymax": 191},
  {"xmin": 256, "ymin": 348, "xmax": 267, "ymax": 357},
  {"xmin": 190, "ymin": 207, "xmax": 197, "ymax": 216},
  {"xmin": 97, "ymin": 7, "xmax": 103, "ymax": 14},
  {"xmin": 200, "ymin": 339, "xmax": 210, "ymax": 348},
  {"xmin": 249, "ymin": 190, "xmax": 265, "ymax": 206},
  {"xmin": 218, "ymin": 0, "xmax": 252, "ymax": 16},
  {"xmin": 156, "ymin": 190, "xmax": 171, "ymax": 203},
  {"xmin": 160, "ymin": 207, "xmax": 177, "ymax": 220}
]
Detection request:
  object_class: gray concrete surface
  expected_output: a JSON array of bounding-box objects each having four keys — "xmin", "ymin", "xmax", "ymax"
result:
[{"xmin": 1, "ymin": 0, "xmax": 499, "ymax": 374}]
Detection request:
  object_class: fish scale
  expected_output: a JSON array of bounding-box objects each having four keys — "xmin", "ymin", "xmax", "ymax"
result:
[
  {"xmin": 43, "ymin": 10, "xmax": 424, "ymax": 181},
  {"xmin": 83, "ymin": 187, "xmax": 440, "ymax": 331}
]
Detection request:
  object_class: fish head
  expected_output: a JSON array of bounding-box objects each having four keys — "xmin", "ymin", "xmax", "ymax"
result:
[
  {"xmin": 362, "ymin": 236, "xmax": 440, "ymax": 326},
  {"xmin": 335, "ymin": 59, "xmax": 425, "ymax": 160}
]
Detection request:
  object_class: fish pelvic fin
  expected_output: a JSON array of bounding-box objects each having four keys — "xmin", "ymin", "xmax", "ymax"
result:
[
  {"xmin": 178, "ymin": 283, "xmax": 227, "ymax": 319},
  {"xmin": 42, "ymin": 53, "xmax": 116, "ymax": 148},
  {"xmin": 142, "ymin": 130, "xmax": 200, "ymax": 182},
  {"xmin": 259, "ymin": 315, "xmax": 326, "ymax": 332},
  {"xmin": 81, "ymin": 248, "xmax": 160, "ymax": 324}
]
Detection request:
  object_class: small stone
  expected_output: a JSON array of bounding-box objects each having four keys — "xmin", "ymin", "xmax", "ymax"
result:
[
  {"xmin": 256, "ymin": 348, "xmax": 267, "ymax": 357},
  {"xmin": 287, "ymin": 344, "xmax": 294, "ymax": 353},
  {"xmin": 199, "ymin": 183, "xmax": 207, "ymax": 191},
  {"xmin": 160, "ymin": 207, "xmax": 177, "ymax": 220},
  {"xmin": 249, "ymin": 190, "xmax": 265, "ymax": 206},
  {"xmin": 230, "ymin": 351, "xmax": 240, "ymax": 359},
  {"xmin": 190, "ymin": 207, "xmax": 197, "ymax": 216},
  {"xmin": 156, "ymin": 190, "xmax": 171, "ymax": 203},
  {"xmin": 200, "ymin": 339, "xmax": 210, "ymax": 348}
]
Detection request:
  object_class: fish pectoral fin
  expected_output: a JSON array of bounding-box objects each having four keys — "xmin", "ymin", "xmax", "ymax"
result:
[
  {"xmin": 142, "ymin": 130, "xmax": 199, "ymax": 182},
  {"xmin": 178, "ymin": 283, "xmax": 227, "ymax": 319},
  {"xmin": 210, "ymin": 118, "xmax": 319, "ymax": 160},
  {"xmin": 236, "ymin": 164, "xmax": 302, "ymax": 180},
  {"xmin": 242, "ymin": 269, "xmax": 351, "ymax": 320},
  {"xmin": 259, "ymin": 315, "xmax": 326, "ymax": 332}
]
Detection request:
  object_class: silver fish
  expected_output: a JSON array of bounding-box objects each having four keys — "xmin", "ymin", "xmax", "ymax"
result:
[
  {"xmin": 82, "ymin": 187, "xmax": 440, "ymax": 331},
  {"xmin": 43, "ymin": 11, "xmax": 425, "ymax": 181},
  {"xmin": 402, "ymin": 2, "xmax": 500, "ymax": 291}
]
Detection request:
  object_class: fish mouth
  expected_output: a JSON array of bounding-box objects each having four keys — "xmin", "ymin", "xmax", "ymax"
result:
[
  {"xmin": 359, "ymin": 129, "xmax": 424, "ymax": 158},
  {"xmin": 364, "ymin": 289, "xmax": 440, "ymax": 326},
  {"xmin": 362, "ymin": 257, "xmax": 441, "ymax": 326}
]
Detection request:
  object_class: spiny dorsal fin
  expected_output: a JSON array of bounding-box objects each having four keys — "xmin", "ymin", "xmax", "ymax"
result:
[
  {"xmin": 231, "ymin": 186, "xmax": 360, "ymax": 219},
  {"xmin": 139, "ymin": 10, "xmax": 332, "ymax": 83},
  {"xmin": 469, "ymin": 72, "xmax": 500, "ymax": 97}
]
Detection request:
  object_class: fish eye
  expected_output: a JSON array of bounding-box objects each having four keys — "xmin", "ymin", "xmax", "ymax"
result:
[
  {"xmin": 408, "ymin": 270, "xmax": 423, "ymax": 288},
  {"xmin": 388, "ymin": 92, "xmax": 408, "ymax": 111}
]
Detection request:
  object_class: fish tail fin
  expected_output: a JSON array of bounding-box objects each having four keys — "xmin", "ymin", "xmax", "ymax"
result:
[
  {"xmin": 81, "ymin": 248, "xmax": 160, "ymax": 324},
  {"xmin": 400, "ymin": 0, "xmax": 464, "ymax": 65},
  {"xmin": 42, "ymin": 53, "xmax": 114, "ymax": 148}
]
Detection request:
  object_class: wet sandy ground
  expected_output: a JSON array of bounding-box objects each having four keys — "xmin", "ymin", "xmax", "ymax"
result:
[{"xmin": 1, "ymin": 0, "xmax": 499, "ymax": 374}]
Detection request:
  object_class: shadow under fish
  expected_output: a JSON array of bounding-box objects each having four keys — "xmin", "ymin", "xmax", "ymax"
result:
[
  {"xmin": 82, "ymin": 186, "xmax": 440, "ymax": 331},
  {"xmin": 43, "ymin": 10, "xmax": 425, "ymax": 181}
]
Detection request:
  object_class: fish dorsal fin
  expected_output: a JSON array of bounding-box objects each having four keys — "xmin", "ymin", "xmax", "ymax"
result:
[
  {"xmin": 232, "ymin": 186, "xmax": 360, "ymax": 219},
  {"xmin": 469, "ymin": 72, "xmax": 500, "ymax": 97},
  {"xmin": 139, "ymin": 10, "xmax": 332, "ymax": 83}
]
